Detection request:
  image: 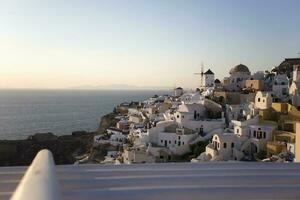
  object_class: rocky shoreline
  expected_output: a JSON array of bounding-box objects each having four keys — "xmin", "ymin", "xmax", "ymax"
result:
[{"xmin": 0, "ymin": 112, "xmax": 118, "ymax": 166}]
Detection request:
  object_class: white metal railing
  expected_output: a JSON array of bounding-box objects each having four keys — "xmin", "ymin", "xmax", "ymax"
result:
[{"xmin": 10, "ymin": 149, "xmax": 61, "ymax": 200}]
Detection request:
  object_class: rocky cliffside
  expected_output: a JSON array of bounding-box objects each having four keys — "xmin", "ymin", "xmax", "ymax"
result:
[
  {"xmin": 0, "ymin": 132, "xmax": 94, "ymax": 166},
  {"xmin": 97, "ymin": 112, "xmax": 119, "ymax": 134}
]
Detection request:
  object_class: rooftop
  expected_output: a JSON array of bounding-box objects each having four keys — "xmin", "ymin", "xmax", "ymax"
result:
[
  {"xmin": 229, "ymin": 64, "xmax": 250, "ymax": 74},
  {"xmin": 204, "ymin": 69, "xmax": 214, "ymax": 75}
]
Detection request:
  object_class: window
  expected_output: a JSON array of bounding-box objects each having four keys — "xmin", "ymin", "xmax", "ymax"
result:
[
  {"xmin": 263, "ymin": 132, "xmax": 266, "ymax": 139},
  {"xmin": 257, "ymin": 132, "xmax": 262, "ymax": 139},
  {"xmin": 231, "ymin": 142, "xmax": 234, "ymax": 148},
  {"xmin": 161, "ymin": 140, "xmax": 163, "ymax": 143},
  {"xmin": 258, "ymin": 98, "xmax": 261, "ymax": 102},
  {"xmin": 263, "ymin": 99, "xmax": 265, "ymax": 103},
  {"xmin": 217, "ymin": 143, "xmax": 220, "ymax": 149},
  {"xmin": 178, "ymin": 136, "xmax": 181, "ymax": 140},
  {"xmin": 223, "ymin": 143, "xmax": 227, "ymax": 148},
  {"xmin": 175, "ymin": 140, "xmax": 177, "ymax": 144},
  {"xmin": 253, "ymin": 131, "xmax": 256, "ymax": 137},
  {"xmin": 177, "ymin": 115, "xmax": 179, "ymax": 118},
  {"xmin": 237, "ymin": 128, "xmax": 239, "ymax": 133},
  {"xmin": 182, "ymin": 142, "xmax": 185, "ymax": 145},
  {"xmin": 169, "ymin": 140, "xmax": 171, "ymax": 144},
  {"xmin": 178, "ymin": 141, "xmax": 181, "ymax": 146}
]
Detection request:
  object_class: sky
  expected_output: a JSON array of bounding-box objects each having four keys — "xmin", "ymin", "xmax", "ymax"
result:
[{"xmin": 0, "ymin": 0, "xmax": 299, "ymax": 89}]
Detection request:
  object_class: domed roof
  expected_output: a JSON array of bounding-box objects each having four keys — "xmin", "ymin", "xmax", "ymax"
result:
[{"xmin": 229, "ymin": 64, "xmax": 250, "ymax": 74}]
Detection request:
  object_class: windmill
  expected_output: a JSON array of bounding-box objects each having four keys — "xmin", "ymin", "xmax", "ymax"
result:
[{"xmin": 194, "ymin": 62, "xmax": 204, "ymax": 88}]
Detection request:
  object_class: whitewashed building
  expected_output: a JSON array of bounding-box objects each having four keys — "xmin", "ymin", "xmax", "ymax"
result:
[
  {"xmin": 196, "ymin": 116, "xmax": 277, "ymax": 161},
  {"xmin": 224, "ymin": 64, "xmax": 251, "ymax": 91},
  {"xmin": 272, "ymin": 74, "xmax": 289, "ymax": 101},
  {"xmin": 289, "ymin": 65, "xmax": 300, "ymax": 107},
  {"xmin": 255, "ymin": 91, "xmax": 273, "ymax": 110},
  {"xmin": 202, "ymin": 69, "xmax": 215, "ymax": 88}
]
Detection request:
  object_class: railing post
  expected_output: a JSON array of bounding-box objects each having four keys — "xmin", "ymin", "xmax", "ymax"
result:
[{"xmin": 10, "ymin": 149, "xmax": 62, "ymax": 200}]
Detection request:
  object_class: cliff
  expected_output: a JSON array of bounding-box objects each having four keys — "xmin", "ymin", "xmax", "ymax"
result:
[
  {"xmin": 0, "ymin": 132, "xmax": 94, "ymax": 166},
  {"xmin": 97, "ymin": 112, "xmax": 119, "ymax": 134}
]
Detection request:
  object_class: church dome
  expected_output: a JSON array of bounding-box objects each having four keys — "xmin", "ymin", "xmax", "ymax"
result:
[{"xmin": 229, "ymin": 64, "xmax": 250, "ymax": 74}]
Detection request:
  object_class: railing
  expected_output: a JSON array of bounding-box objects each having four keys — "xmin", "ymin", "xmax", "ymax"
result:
[{"xmin": 10, "ymin": 149, "xmax": 61, "ymax": 200}]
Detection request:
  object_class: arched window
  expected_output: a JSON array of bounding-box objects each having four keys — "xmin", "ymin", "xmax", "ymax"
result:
[
  {"xmin": 223, "ymin": 143, "xmax": 227, "ymax": 148},
  {"xmin": 231, "ymin": 142, "xmax": 234, "ymax": 148}
]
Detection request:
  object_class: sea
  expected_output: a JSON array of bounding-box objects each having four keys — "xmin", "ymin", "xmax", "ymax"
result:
[{"xmin": 0, "ymin": 89, "xmax": 170, "ymax": 140}]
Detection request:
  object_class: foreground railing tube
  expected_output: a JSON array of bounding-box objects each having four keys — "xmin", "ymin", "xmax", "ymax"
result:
[{"xmin": 10, "ymin": 149, "xmax": 62, "ymax": 200}]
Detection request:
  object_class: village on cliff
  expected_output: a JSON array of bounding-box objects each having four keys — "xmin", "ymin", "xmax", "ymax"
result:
[{"xmin": 90, "ymin": 57, "xmax": 300, "ymax": 164}]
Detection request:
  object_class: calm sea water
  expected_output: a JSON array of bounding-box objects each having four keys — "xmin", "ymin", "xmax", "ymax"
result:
[{"xmin": 0, "ymin": 90, "xmax": 169, "ymax": 140}]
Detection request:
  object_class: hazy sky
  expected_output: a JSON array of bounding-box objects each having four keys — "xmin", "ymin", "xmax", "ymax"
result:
[{"xmin": 0, "ymin": 0, "xmax": 299, "ymax": 89}]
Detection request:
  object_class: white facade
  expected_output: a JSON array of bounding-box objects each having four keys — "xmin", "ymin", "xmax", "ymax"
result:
[
  {"xmin": 272, "ymin": 74, "xmax": 289, "ymax": 101},
  {"xmin": 202, "ymin": 69, "xmax": 215, "ymax": 88},
  {"xmin": 145, "ymin": 121, "xmax": 196, "ymax": 155},
  {"xmin": 197, "ymin": 116, "xmax": 277, "ymax": 161},
  {"xmin": 289, "ymin": 80, "xmax": 300, "ymax": 107},
  {"xmin": 224, "ymin": 64, "xmax": 251, "ymax": 91},
  {"xmin": 175, "ymin": 103, "xmax": 206, "ymax": 123},
  {"xmin": 292, "ymin": 65, "xmax": 300, "ymax": 82},
  {"xmin": 226, "ymin": 103, "xmax": 255, "ymax": 123},
  {"xmin": 122, "ymin": 146, "xmax": 156, "ymax": 164},
  {"xmin": 157, "ymin": 131, "xmax": 197, "ymax": 155},
  {"xmin": 255, "ymin": 91, "xmax": 273, "ymax": 110}
]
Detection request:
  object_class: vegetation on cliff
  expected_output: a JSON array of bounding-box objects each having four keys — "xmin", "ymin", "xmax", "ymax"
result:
[{"xmin": 0, "ymin": 132, "xmax": 94, "ymax": 166}]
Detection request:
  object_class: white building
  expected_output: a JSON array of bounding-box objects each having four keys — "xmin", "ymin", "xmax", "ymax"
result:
[
  {"xmin": 175, "ymin": 103, "xmax": 206, "ymax": 123},
  {"xmin": 289, "ymin": 65, "xmax": 300, "ymax": 107},
  {"xmin": 196, "ymin": 116, "xmax": 277, "ymax": 161},
  {"xmin": 252, "ymin": 71, "xmax": 265, "ymax": 80},
  {"xmin": 224, "ymin": 64, "xmax": 251, "ymax": 91},
  {"xmin": 272, "ymin": 74, "xmax": 289, "ymax": 101},
  {"xmin": 292, "ymin": 65, "xmax": 300, "ymax": 82},
  {"xmin": 225, "ymin": 103, "xmax": 256, "ymax": 123},
  {"xmin": 289, "ymin": 82, "xmax": 300, "ymax": 107},
  {"xmin": 122, "ymin": 146, "xmax": 156, "ymax": 164},
  {"xmin": 202, "ymin": 69, "xmax": 215, "ymax": 88},
  {"xmin": 146, "ymin": 121, "xmax": 198, "ymax": 155},
  {"xmin": 255, "ymin": 91, "xmax": 273, "ymax": 110}
]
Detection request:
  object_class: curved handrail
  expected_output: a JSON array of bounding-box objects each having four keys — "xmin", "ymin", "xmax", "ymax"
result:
[{"xmin": 10, "ymin": 149, "xmax": 61, "ymax": 200}]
